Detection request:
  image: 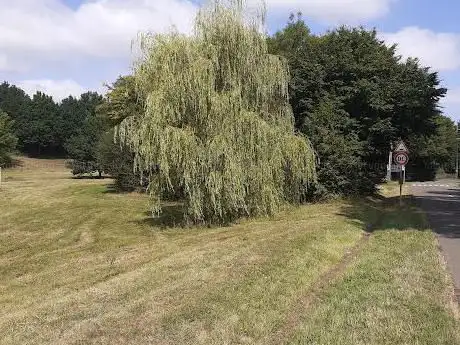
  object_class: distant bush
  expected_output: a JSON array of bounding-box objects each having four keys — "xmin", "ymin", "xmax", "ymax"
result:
[
  {"xmin": 96, "ymin": 131, "xmax": 143, "ymax": 191},
  {"xmin": 65, "ymin": 160, "xmax": 102, "ymax": 177}
]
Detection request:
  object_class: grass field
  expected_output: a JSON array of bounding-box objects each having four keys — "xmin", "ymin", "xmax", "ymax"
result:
[{"xmin": 0, "ymin": 158, "xmax": 459, "ymax": 344}]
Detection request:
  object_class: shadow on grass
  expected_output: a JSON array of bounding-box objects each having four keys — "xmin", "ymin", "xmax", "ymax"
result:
[
  {"xmin": 103, "ymin": 184, "xmax": 119, "ymax": 194},
  {"xmin": 102, "ymin": 183, "xmax": 148, "ymax": 195},
  {"xmin": 136, "ymin": 203, "xmax": 236, "ymax": 230},
  {"xmin": 136, "ymin": 203, "xmax": 188, "ymax": 229},
  {"xmin": 135, "ymin": 193, "xmax": 428, "ymax": 231},
  {"xmin": 70, "ymin": 175, "xmax": 111, "ymax": 180},
  {"xmin": 131, "ymin": 187, "xmax": 458, "ymax": 234},
  {"xmin": 101, "ymin": 183, "xmax": 134, "ymax": 194},
  {"xmin": 338, "ymin": 194, "xmax": 428, "ymax": 234}
]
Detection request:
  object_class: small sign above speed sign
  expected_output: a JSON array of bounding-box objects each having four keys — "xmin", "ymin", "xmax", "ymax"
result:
[{"xmin": 394, "ymin": 151, "xmax": 409, "ymax": 166}]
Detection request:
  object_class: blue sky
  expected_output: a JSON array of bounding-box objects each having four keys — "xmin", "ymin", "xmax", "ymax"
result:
[{"xmin": 1, "ymin": 0, "xmax": 460, "ymax": 120}]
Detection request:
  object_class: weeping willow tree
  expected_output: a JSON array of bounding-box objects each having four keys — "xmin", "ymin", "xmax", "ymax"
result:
[{"xmin": 118, "ymin": 0, "xmax": 316, "ymax": 223}]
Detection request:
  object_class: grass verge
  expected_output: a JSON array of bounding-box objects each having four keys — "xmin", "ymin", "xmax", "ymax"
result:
[{"xmin": 288, "ymin": 189, "xmax": 460, "ymax": 345}]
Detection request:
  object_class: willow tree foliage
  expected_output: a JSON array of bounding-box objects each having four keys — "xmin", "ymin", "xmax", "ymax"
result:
[{"xmin": 118, "ymin": 0, "xmax": 316, "ymax": 222}]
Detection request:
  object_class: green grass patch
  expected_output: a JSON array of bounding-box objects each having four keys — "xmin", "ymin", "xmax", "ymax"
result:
[{"xmin": 289, "ymin": 196, "xmax": 460, "ymax": 345}]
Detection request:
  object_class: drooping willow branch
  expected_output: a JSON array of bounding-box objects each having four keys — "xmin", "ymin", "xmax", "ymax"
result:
[{"xmin": 118, "ymin": 0, "xmax": 316, "ymax": 223}]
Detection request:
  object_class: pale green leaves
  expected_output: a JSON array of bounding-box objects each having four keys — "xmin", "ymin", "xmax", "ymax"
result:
[{"xmin": 119, "ymin": 0, "xmax": 316, "ymax": 223}]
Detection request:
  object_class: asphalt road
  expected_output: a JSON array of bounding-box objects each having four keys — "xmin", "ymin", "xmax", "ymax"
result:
[{"xmin": 412, "ymin": 180, "xmax": 460, "ymax": 293}]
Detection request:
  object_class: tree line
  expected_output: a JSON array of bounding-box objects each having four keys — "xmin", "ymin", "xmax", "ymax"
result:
[
  {"xmin": 0, "ymin": 1, "xmax": 457, "ymax": 221},
  {"xmin": 0, "ymin": 84, "xmax": 102, "ymax": 157},
  {"xmin": 269, "ymin": 15, "xmax": 456, "ymax": 195},
  {"xmin": 0, "ymin": 78, "xmax": 143, "ymax": 189}
]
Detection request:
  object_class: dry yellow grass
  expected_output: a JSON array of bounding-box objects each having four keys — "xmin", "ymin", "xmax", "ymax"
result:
[
  {"xmin": 0, "ymin": 159, "xmax": 458, "ymax": 344},
  {"xmin": 0, "ymin": 158, "xmax": 363, "ymax": 344}
]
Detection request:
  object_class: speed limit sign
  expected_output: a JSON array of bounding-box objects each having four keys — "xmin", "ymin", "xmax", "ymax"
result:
[{"xmin": 394, "ymin": 152, "xmax": 409, "ymax": 166}]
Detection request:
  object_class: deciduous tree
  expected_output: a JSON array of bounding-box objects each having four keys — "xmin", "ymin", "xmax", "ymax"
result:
[
  {"xmin": 118, "ymin": 0, "xmax": 316, "ymax": 222},
  {"xmin": 269, "ymin": 16, "xmax": 447, "ymax": 194}
]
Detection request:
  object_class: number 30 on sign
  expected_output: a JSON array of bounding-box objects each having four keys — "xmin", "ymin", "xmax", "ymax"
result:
[{"xmin": 394, "ymin": 152, "xmax": 409, "ymax": 166}]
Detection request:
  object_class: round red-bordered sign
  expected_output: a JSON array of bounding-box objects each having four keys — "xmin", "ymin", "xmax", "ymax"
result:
[{"xmin": 394, "ymin": 152, "xmax": 409, "ymax": 166}]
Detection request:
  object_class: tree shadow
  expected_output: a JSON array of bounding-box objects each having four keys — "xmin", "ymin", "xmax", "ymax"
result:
[
  {"xmin": 70, "ymin": 175, "xmax": 111, "ymax": 180},
  {"xmin": 337, "ymin": 194, "xmax": 428, "ymax": 234},
  {"xmin": 103, "ymin": 184, "xmax": 119, "ymax": 194},
  {"xmin": 101, "ymin": 183, "xmax": 134, "ymax": 194},
  {"xmin": 102, "ymin": 183, "xmax": 147, "ymax": 194},
  {"xmin": 136, "ymin": 203, "xmax": 188, "ymax": 229},
  {"xmin": 135, "ymin": 203, "xmax": 237, "ymax": 230}
]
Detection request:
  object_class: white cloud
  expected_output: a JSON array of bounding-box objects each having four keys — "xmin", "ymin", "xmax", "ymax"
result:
[
  {"xmin": 265, "ymin": 0, "xmax": 396, "ymax": 24},
  {"xmin": 0, "ymin": 0, "xmax": 399, "ymax": 104},
  {"xmin": 382, "ymin": 27, "xmax": 460, "ymax": 71},
  {"xmin": 17, "ymin": 79, "xmax": 88, "ymax": 102},
  {"xmin": 0, "ymin": 0, "xmax": 397, "ymax": 75},
  {"xmin": 0, "ymin": 0, "xmax": 198, "ymax": 72}
]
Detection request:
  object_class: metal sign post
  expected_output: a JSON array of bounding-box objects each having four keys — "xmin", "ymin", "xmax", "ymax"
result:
[
  {"xmin": 393, "ymin": 140, "xmax": 409, "ymax": 206},
  {"xmin": 386, "ymin": 143, "xmax": 393, "ymax": 182},
  {"xmin": 399, "ymin": 169, "xmax": 403, "ymax": 205}
]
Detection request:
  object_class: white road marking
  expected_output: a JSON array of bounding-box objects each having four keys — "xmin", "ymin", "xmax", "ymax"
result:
[{"xmin": 411, "ymin": 183, "xmax": 453, "ymax": 188}]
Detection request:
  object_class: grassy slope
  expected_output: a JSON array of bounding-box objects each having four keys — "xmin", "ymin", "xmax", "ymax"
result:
[
  {"xmin": 0, "ymin": 160, "xmax": 458, "ymax": 344},
  {"xmin": 290, "ymin": 185, "xmax": 460, "ymax": 345}
]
